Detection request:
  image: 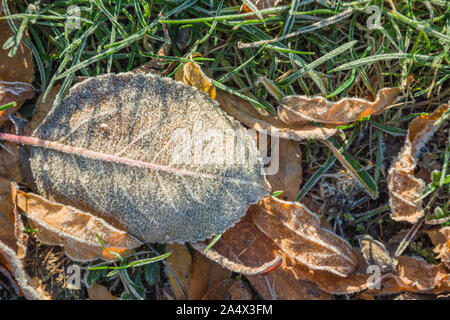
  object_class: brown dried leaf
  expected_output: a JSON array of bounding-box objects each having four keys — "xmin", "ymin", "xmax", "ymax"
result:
[
  {"xmin": 426, "ymin": 227, "xmax": 450, "ymax": 269},
  {"xmin": 0, "ymin": 178, "xmax": 49, "ymax": 299},
  {"xmin": 23, "ymin": 73, "xmax": 268, "ymax": 243},
  {"xmin": 287, "ymin": 251, "xmax": 375, "ymax": 294},
  {"xmin": 250, "ymin": 196, "xmax": 358, "ymax": 277},
  {"xmin": 87, "ymin": 283, "xmax": 119, "ymax": 300},
  {"xmin": 388, "ymin": 104, "xmax": 449, "ymax": 223},
  {"xmin": 187, "ymin": 249, "xmax": 230, "ymax": 300},
  {"xmin": 0, "ymin": 15, "xmax": 34, "ymax": 126},
  {"xmin": 215, "ymin": 90, "xmax": 337, "ymax": 141},
  {"xmin": 175, "ymin": 61, "xmax": 216, "ymax": 99},
  {"xmin": 14, "ymin": 188, "xmax": 142, "ymax": 261},
  {"xmin": 381, "ymin": 256, "xmax": 450, "ymax": 294},
  {"xmin": 165, "ymin": 243, "xmax": 191, "ymax": 300},
  {"xmin": 279, "ymin": 87, "xmax": 400, "ymax": 126},
  {"xmin": 0, "ymin": 241, "xmax": 50, "ymax": 299},
  {"xmin": 266, "ymin": 138, "xmax": 302, "ymax": 201},
  {"xmin": 197, "ymin": 214, "xmax": 333, "ymax": 300}
]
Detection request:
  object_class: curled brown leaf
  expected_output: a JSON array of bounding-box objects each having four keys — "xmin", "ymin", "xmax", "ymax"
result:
[
  {"xmin": 215, "ymin": 90, "xmax": 337, "ymax": 141},
  {"xmin": 381, "ymin": 256, "xmax": 450, "ymax": 294},
  {"xmin": 250, "ymin": 196, "xmax": 358, "ymax": 277},
  {"xmin": 0, "ymin": 178, "xmax": 49, "ymax": 299},
  {"xmin": 14, "ymin": 189, "xmax": 142, "ymax": 261},
  {"xmin": 426, "ymin": 227, "xmax": 450, "ymax": 269},
  {"xmin": 388, "ymin": 104, "xmax": 449, "ymax": 223},
  {"xmin": 195, "ymin": 214, "xmax": 333, "ymax": 300},
  {"xmin": 279, "ymin": 87, "xmax": 400, "ymax": 126}
]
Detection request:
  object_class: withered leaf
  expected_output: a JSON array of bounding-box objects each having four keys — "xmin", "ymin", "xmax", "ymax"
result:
[
  {"xmin": 266, "ymin": 138, "xmax": 302, "ymax": 201},
  {"xmin": 15, "ymin": 188, "xmax": 142, "ymax": 261},
  {"xmin": 215, "ymin": 90, "xmax": 337, "ymax": 141},
  {"xmin": 195, "ymin": 214, "xmax": 333, "ymax": 300},
  {"xmin": 250, "ymin": 196, "xmax": 357, "ymax": 277},
  {"xmin": 175, "ymin": 61, "xmax": 216, "ymax": 99},
  {"xmin": 388, "ymin": 104, "xmax": 449, "ymax": 223},
  {"xmin": 381, "ymin": 256, "xmax": 450, "ymax": 294},
  {"xmin": 279, "ymin": 87, "xmax": 400, "ymax": 126},
  {"xmin": 287, "ymin": 251, "xmax": 375, "ymax": 294},
  {"xmin": 165, "ymin": 243, "xmax": 192, "ymax": 300},
  {"xmin": 165, "ymin": 242, "xmax": 231, "ymax": 300},
  {"xmin": 0, "ymin": 178, "xmax": 48, "ymax": 299},
  {"xmin": 13, "ymin": 72, "xmax": 268, "ymax": 243},
  {"xmin": 187, "ymin": 249, "xmax": 230, "ymax": 300},
  {"xmin": 0, "ymin": 15, "xmax": 34, "ymax": 126},
  {"xmin": 426, "ymin": 227, "xmax": 450, "ymax": 269}
]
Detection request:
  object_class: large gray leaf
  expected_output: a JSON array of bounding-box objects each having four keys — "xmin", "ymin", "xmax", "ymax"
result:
[{"xmin": 28, "ymin": 73, "xmax": 269, "ymax": 243}]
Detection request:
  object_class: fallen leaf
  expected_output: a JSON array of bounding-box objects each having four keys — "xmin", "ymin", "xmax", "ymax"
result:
[
  {"xmin": 381, "ymin": 256, "xmax": 450, "ymax": 294},
  {"xmin": 0, "ymin": 178, "xmax": 49, "ymax": 299},
  {"xmin": 0, "ymin": 241, "xmax": 50, "ymax": 299},
  {"xmin": 0, "ymin": 178, "xmax": 26, "ymax": 260},
  {"xmin": 266, "ymin": 138, "xmax": 302, "ymax": 201},
  {"xmin": 1, "ymin": 72, "xmax": 269, "ymax": 243},
  {"xmin": 250, "ymin": 196, "xmax": 358, "ymax": 277},
  {"xmin": 426, "ymin": 227, "xmax": 450, "ymax": 269},
  {"xmin": 187, "ymin": 249, "xmax": 230, "ymax": 300},
  {"xmin": 0, "ymin": 14, "xmax": 34, "ymax": 126},
  {"xmin": 215, "ymin": 90, "xmax": 337, "ymax": 141},
  {"xmin": 287, "ymin": 251, "xmax": 375, "ymax": 294},
  {"xmin": 87, "ymin": 283, "xmax": 119, "ymax": 300},
  {"xmin": 175, "ymin": 61, "xmax": 216, "ymax": 99},
  {"xmin": 195, "ymin": 214, "xmax": 333, "ymax": 300},
  {"xmin": 201, "ymin": 279, "xmax": 252, "ymax": 300},
  {"xmin": 15, "ymin": 188, "xmax": 142, "ymax": 261},
  {"xmin": 388, "ymin": 104, "xmax": 449, "ymax": 223},
  {"xmin": 165, "ymin": 243, "xmax": 192, "ymax": 300},
  {"xmin": 279, "ymin": 87, "xmax": 400, "ymax": 125}
]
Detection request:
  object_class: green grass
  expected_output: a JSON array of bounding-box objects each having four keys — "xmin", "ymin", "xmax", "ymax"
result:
[{"xmin": 1, "ymin": 0, "xmax": 449, "ymax": 299}]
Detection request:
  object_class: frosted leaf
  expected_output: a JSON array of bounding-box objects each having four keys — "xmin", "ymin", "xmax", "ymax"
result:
[
  {"xmin": 388, "ymin": 104, "xmax": 448, "ymax": 223},
  {"xmin": 279, "ymin": 87, "xmax": 400, "ymax": 125},
  {"xmin": 28, "ymin": 73, "xmax": 269, "ymax": 243}
]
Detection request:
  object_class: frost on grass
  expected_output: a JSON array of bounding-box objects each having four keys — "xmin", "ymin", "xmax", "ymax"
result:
[{"xmin": 28, "ymin": 73, "xmax": 269, "ymax": 243}]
